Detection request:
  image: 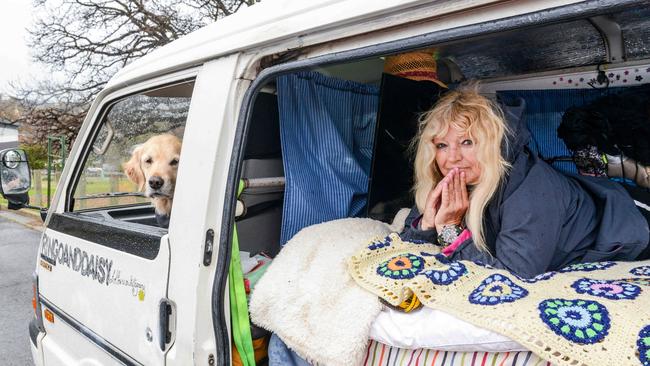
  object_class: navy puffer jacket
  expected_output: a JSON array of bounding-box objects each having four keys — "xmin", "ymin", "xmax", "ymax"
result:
[{"xmin": 400, "ymin": 98, "xmax": 649, "ymax": 278}]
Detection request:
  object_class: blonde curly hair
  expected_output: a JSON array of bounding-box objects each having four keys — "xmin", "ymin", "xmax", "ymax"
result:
[{"xmin": 412, "ymin": 84, "xmax": 510, "ymax": 252}]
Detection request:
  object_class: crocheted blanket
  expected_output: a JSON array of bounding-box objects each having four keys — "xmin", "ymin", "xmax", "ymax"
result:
[{"xmin": 349, "ymin": 234, "xmax": 650, "ymax": 366}]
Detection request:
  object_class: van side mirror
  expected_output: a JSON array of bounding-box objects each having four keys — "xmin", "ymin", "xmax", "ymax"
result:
[{"xmin": 0, "ymin": 149, "xmax": 32, "ymax": 209}]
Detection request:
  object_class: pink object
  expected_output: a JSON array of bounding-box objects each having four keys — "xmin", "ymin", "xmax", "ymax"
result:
[{"xmin": 442, "ymin": 229, "xmax": 471, "ymax": 256}]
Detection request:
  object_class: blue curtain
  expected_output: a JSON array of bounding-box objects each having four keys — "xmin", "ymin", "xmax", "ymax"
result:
[
  {"xmin": 497, "ymin": 88, "xmax": 624, "ymax": 174},
  {"xmin": 277, "ymin": 71, "xmax": 379, "ymax": 244}
]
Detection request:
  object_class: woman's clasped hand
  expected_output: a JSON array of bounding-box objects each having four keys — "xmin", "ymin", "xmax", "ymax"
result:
[{"xmin": 420, "ymin": 168, "xmax": 469, "ymax": 232}]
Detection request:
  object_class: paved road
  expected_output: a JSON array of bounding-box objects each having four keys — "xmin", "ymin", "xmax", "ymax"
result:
[{"xmin": 0, "ymin": 215, "xmax": 41, "ymax": 366}]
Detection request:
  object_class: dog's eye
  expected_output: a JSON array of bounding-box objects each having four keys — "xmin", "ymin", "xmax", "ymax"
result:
[
  {"xmin": 170, "ymin": 159, "xmax": 179, "ymax": 166},
  {"xmin": 145, "ymin": 158, "xmax": 153, "ymax": 164}
]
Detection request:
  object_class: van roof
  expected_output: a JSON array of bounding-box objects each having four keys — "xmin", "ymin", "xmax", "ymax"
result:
[{"xmin": 106, "ymin": 0, "xmax": 511, "ymax": 89}]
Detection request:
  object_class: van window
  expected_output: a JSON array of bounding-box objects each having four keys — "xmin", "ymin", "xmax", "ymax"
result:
[{"xmin": 71, "ymin": 81, "xmax": 193, "ymax": 216}]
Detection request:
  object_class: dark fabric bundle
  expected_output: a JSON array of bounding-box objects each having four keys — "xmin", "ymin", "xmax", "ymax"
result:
[
  {"xmin": 558, "ymin": 107, "xmax": 616, "ymax": 154},
  {"xmin": 558, "ymin": 85, "xmax": 650, "ymax": 165}
]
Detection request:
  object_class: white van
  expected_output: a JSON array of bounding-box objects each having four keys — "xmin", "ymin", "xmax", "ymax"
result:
[{"xmin": 1, "ymin": 0, "xmax": 649, "ymax": 365}]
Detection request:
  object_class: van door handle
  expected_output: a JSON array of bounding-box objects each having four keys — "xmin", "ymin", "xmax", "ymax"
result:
[{"xmin": 159, "ymin": 300, "xmax": 173, "ymax": 351}]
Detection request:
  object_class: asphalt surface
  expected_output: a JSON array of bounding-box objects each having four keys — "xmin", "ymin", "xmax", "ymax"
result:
[{"xmin": 0, "ymin": 213, "xmax": 41, "ymax": 366}]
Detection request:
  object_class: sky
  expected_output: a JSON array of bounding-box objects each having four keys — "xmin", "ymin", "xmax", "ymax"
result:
[{"xmin": 0, "ymin": 0, "xmax": 41, "ymax": 95}]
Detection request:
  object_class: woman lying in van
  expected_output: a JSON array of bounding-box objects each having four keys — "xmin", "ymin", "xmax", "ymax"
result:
[{"xmin": 400, "ymin": 86, "xmax": 650, "ymax": 278}]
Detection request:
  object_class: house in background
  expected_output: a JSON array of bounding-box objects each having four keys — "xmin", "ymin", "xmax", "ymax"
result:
[{"xmin": 0, "ymin": 120, "xmax": 19, "ymax": 150}]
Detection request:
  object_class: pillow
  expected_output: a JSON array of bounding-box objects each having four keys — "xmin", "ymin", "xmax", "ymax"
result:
[{"xmin": 369, "ymin": 306, "xmax": 527, "ymax": 352}]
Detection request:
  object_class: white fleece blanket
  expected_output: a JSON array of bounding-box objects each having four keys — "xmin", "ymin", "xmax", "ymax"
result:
[{"xmin": 249, "ymin": 211, "xmax": 409, "ymax": 366}]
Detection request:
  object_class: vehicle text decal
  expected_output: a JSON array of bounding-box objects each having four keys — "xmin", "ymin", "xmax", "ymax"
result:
[
  {"xmin": 40, "ymin": 233, "xmax": 148, "ymax": 300},
  {"xmin": 40, "ymin": 233, "xmax": 114, "ymax": 285}
]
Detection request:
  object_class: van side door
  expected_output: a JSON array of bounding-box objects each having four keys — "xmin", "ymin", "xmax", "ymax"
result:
[{"xmin": 37, "ymin": 75, "xmax": 197, "ymax": 366}]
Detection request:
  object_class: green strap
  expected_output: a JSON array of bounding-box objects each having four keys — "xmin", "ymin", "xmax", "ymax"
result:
[{"xmin": 229, "ymin": 180, "xmax": 256, "ymax": 366}]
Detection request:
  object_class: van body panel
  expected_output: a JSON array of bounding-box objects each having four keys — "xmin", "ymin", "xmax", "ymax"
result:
[
  {"xmin": 30, "ymin": 331, "xmax": 45, "ymax": 366},
  {"xmin": 40, "ymin": 308, "xmax": 127, "ymax": 366},
  {"xmin": 163, "ymin": 55, "xmax": 245, "ymax": 365},
  {"xmin": 37, "ymin": 227, "xmax": 171, "ymax": 365}
]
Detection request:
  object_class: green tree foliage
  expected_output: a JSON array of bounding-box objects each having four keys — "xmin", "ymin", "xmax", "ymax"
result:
[{"xmin": 21, "ymin": 143, "xmax": 48, "ymax": 170}]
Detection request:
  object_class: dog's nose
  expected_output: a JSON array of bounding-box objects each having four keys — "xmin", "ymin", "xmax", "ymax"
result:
[{"xmin": 148, "ymin": 176, "xmax": 164, "ymax": 190}]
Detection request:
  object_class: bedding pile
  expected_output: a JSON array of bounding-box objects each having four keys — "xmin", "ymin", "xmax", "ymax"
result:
[
  {"xmin": 248, "ymin": 211, "xmax": 527, "ymax": 366},
  {"xmin": 349, "ymin": 235, "xmax": 650, "ymax": 366},
  {"xmin": 249, "ymin": 212, "xmax": 411, "ymax": 366}
]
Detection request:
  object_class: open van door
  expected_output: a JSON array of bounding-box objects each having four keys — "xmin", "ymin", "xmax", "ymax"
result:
[
  {"xmin": 35, "ymin": 78, "xmax": 195, "ymax": 365},
  {"xmin": 38, "ymin": 226, "xmax": 173, "ymax": 365}
]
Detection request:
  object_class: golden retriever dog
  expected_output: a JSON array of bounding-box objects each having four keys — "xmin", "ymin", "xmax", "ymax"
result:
[{"xmin": 123, "ymin": 134, "xmax": 181, "ymax": 222}]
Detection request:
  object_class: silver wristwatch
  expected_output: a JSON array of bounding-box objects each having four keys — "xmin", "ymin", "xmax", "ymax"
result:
[{"xmin": 437, "ymin": 224, "xmax": 463, "ymax": 247}]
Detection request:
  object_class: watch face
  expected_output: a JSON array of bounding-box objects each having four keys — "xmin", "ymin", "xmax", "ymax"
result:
[{"xmin": 438, "ymin": 225, "xmax": 461, "ymax": 246}]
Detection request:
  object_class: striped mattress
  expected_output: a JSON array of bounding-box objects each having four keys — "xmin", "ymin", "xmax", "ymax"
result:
[{"xmin": 362, "ymin": 341, "xmax": 553, "ymax": 366}]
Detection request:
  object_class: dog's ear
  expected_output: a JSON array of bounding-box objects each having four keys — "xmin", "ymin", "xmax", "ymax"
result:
[{"xmin": 123, "ymin": 146, "xmax": 145, "ymax": 191}]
